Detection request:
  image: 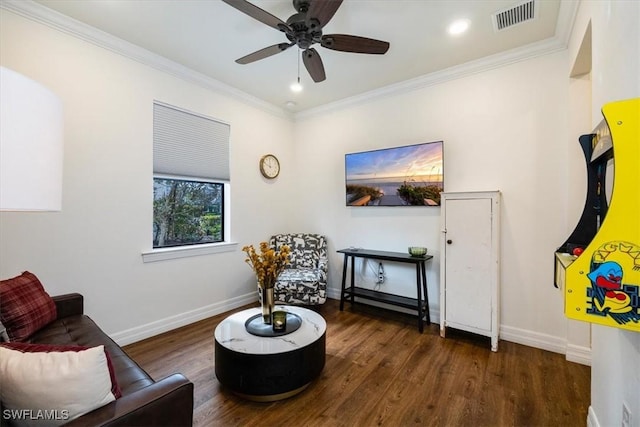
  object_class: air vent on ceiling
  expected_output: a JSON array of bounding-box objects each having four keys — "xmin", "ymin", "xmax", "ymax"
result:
[{"xmin": 492, "ymin": 0, "xmax": 536, "ymax": 31}]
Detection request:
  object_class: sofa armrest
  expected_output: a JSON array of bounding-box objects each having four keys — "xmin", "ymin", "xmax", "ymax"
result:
[
  {"xmin": 52, "ymin": 293, "xmax": 84, "ymax": 319},
  {"xmin": 63, "ymin": 373, "xmax": 194, "ymax": 427}
]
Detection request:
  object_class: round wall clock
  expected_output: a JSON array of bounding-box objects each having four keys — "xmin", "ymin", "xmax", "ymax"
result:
[{"xmin": 259, "ymin": 154, "xmax": 280, "ymax": 179}]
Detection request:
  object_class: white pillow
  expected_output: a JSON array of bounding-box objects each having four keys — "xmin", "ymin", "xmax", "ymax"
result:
[{"xmin": 0, "ymin": 345, "xmax": 116, "ymax": 426}]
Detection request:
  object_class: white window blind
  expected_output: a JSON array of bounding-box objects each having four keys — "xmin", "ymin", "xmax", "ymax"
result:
[{"xmin": 153, "ymin": 102, "xmax": 230, "ymax": 180}]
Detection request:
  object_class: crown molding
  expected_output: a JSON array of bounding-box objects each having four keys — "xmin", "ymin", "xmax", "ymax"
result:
[
  {"xmin": 295, "ymin": 35, "xmax": 567, "ymax": 120},
  {"xmin": 0, "ymin": 0, "xmax": 292, "ymax": 121},
  {"xmin": 295, "ymin": 1, "xmax": 580, "ymax": 121},
  {"xmin": 555, "ymin": 0, "xmax": 581, "ymax": 48},
  {"xmin": 2, "ymin": 0, "xmax": 580, "ymax": 122}
]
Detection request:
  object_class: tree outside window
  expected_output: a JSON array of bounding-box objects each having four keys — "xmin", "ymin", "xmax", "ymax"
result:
[{"xmin": 153, "ymin": 177, "xmax": 223, "ymax": 248}]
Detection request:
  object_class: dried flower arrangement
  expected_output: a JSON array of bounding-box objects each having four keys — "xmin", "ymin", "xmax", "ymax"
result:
[{"xmin": 242, "ymin": 242, "xmax": 291, "ymax": 289}]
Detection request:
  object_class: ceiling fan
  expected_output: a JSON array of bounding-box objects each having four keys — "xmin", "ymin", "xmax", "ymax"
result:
[{"xmin": 222, "ymin": 0, "xmax": 390, "ymax": 83}]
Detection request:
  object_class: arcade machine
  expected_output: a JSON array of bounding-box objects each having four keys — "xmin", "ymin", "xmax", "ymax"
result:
[{"xmin": 555, "ymin": 98, "xmax": 639, "ymax": 332}]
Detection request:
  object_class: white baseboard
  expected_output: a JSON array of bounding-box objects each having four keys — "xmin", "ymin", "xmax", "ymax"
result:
[
  {"xmin": 587, "ymin": 406, "xmax": 600, "ymax": 427},
  {"xmin": 110, "ymin": 292, "xmax": 256, "ymax": 346},
  {"xmin": 498, "ymin": 325, "xmax": 590, "ymax": 365},
  {"xmin": 566, "ymin": 344, "xmax": 592, "ymax": 366},
  {"xmin": 500, "ymin": 324, "xmax": 566, "ymax": 354},
  {"xmin": 326, "ymin": 287, "xmax": 341, "ymax": 300}
]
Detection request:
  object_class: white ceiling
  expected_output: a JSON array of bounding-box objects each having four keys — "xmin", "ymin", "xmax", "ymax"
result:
[{"xmin": 31, "ymin": 0, "xmax": 568, "ymax": 113}]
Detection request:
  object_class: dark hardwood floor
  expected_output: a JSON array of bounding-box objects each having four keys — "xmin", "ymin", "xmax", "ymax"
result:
[{"xmin": 124, "ymin": 299, "xmax": 590, "ymax": 427}]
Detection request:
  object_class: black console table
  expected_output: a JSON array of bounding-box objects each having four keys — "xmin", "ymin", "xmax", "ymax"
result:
[{"xmin": 337, "ymin": 248, "xmax": 433, "ymax": 332}]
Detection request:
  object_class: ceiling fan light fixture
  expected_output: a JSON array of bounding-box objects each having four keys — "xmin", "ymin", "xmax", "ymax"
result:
[
  {"xmin": 290, "ymin": 51, "xmax": 304, "ymax": 92},
  {"xmin": 290, "ymin": 78, "xmax": 303, "ymax": 93},
  {"xmin": 448, "ymin": 19, "xmax": 470, "ymax": 36}
]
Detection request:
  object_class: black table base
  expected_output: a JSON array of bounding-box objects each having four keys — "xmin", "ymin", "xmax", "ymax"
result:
[
  {"xmin": 214, "ymin": 333, "xmax": 326, "ymax": 402},
  {"xmin": 337, "ymin": 248, "xmax": 433, "ymax": 332}
]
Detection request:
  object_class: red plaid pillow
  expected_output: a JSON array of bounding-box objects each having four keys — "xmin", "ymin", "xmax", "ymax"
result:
[{"xmin": 0, "ymin": 271, "xmax": 57, "ymax": 341}]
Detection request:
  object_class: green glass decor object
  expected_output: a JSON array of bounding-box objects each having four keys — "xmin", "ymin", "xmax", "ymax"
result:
[
  {"xmin": 408, "ymin": 246, "xmax": 427, "ymax": 257},
  {"xmin": 272, "ymin": 310, "xmax": 287, "ymax": 331}
]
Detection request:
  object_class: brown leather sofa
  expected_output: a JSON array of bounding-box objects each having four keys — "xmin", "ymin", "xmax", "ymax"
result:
[{"xmin": 22, "ymin": 293, "xmax": 194, "ymax": 426}]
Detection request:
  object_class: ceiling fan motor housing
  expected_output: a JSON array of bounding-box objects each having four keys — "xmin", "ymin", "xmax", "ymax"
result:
[{"xmin": 285, "ymin": 11, "xmax": 322, "ymax": 49}]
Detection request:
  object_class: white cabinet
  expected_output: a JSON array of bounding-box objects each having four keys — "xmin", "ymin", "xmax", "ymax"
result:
[{"xmin": 439, "ymin": 191, "xmax": 500, "ymax": 351}]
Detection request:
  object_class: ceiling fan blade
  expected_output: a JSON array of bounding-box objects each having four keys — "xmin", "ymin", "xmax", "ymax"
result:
[
  {"xmin": 307, "ymin": 0, "xmax": 343, "ymax": 29},
  {"xmin": 303, "ymin": 48, "xmax": 326, "ymax": 83},
  {"xmin": 221, "ymin": 0, "xmax": 290, "ymax": 33},
  {"xmin": 236, "ymin": 43, "xmax": 293, "ymax": 64},
  {"xmin": 321, "ymin": 34, "xmax": 390, "ymax": 54}
]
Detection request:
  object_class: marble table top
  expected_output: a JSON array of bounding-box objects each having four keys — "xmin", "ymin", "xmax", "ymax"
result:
[{"xmin": 214, "ymin": 306, "xmax": 326, "ymax": 355}]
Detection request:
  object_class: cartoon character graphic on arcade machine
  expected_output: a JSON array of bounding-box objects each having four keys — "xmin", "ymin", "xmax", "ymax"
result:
[
  {"xmin": 585, "ymin": 241, "xmax": 640, "ymax": 325},
  {"xmin": 587, "ymin": 261, "xmax": 631, "ymax": 313}
]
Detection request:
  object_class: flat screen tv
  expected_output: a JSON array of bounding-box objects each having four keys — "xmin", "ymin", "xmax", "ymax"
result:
[{"xmin": 345, "ymin": 141, "xmax": 444, "ymax": 207}]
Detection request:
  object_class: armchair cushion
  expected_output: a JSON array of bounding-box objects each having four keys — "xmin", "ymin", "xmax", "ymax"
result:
[
  {"xmin": 278, "ymin": 268, "xmax": 321, "ymax": 283},
  {"xmin": 270, "ymin": 234, "xmax": 328, "ymax": 305}
]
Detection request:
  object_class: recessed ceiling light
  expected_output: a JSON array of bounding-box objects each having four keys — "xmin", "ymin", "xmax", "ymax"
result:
[
  {"xmin": 285, "ymin": 101, "xmax": 297, "ymax": 108},
  {"xmin": 448, "ymin": 19, "xmax": 470, "ymax": 36}
]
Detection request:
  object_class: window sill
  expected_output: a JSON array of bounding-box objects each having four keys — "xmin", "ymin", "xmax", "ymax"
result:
[{"xmin": 142, "ymin": 242, "xmax": 238, "ymax": 263}]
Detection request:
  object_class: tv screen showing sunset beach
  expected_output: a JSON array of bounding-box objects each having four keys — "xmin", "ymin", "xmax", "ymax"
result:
[{"xmin": 345, "ymin": 141, "xmax": 443, "ymax": 206}]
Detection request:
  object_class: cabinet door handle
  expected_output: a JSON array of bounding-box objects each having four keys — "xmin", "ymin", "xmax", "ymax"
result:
[{"xmin": 447, "ymin": 239, "xmax": 453, "ymax": 244}]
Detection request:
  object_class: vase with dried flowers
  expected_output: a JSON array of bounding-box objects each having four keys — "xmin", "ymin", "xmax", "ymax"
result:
[{"xmin": 242, "ymin": 242, "xmax": 291, "ymax": 324}]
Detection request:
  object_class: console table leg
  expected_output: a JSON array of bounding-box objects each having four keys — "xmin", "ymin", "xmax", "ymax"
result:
[
  {"xmin": 416, "ymin": 264, "xmax": 423, "ymax": 333},
  {"xmin": 349, "ymin": 256, "xmax": 355, "ymax": 306},
  {"xmin": 421, "ymin": 262, "xmax": 430, "ymax": 325},
  {"xmin": 340, "ymin": 254, "xmax": 348, "ymax": 311}
]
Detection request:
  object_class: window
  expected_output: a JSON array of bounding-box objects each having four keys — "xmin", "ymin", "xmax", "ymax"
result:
[
  {"xmin": 153, "ymin": 176, "xmax": 223, "ymax": 248},
  {"xmin": 151, "ymin": 101, "xmax": 230, "ymax": 251}
]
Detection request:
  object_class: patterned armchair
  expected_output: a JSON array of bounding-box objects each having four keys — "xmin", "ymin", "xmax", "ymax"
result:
[{"xmin": 269, "ymin": 233, "xmax": 328, "ymax": 305}]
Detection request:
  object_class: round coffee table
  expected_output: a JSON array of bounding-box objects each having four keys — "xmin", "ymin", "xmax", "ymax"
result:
[{"xmin": 214, "ymin": 306, "xmax": 326, "ymax": 402}]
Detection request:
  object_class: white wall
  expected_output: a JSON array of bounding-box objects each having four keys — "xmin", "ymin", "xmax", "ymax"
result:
[
  {"xmin": 0, "ymin": 10, "xmax": 297, "ymax": 341},
  {"xmin": 568, "ymin": 2, "xmax": 640, "ymax": 427},
  {"xmin": 293, "ymin": 51, "xmax": 572, "ymax": 351}
]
